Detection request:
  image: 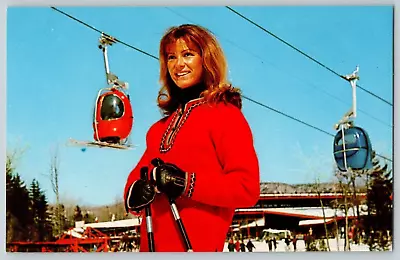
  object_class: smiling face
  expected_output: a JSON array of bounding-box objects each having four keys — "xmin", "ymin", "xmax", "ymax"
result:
[{"xmin": 166, "ymin": 38, "xmax": 204, "ymax": 89}]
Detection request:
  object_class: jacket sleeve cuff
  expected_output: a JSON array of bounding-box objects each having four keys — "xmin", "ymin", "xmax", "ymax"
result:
[
  {"xmin": 182, "ymin": 172, "xmax": 196, "ymax": 198},
  {"xmin": 125, "ymin": 180, "xmax": 136, "ymax": 208}
]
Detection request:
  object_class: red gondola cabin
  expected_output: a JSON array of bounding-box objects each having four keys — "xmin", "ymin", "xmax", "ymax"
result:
[{"xmin": 93, "ymin": 87, "xmax": 133, "ymax": 144}]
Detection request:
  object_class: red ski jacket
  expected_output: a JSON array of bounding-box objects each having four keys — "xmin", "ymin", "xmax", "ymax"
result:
[{"xmin": 124, "ymin": 98, "xmax": 260, "ymax": 252}]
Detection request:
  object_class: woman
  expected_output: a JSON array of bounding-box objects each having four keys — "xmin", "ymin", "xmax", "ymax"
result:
[{"xmin": 124, "ymin": 24, "xmax": 260, "ymax": 252}]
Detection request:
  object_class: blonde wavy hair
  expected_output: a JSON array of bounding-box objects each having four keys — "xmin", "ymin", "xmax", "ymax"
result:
[{"xmin": 157, "ymin": 24, "xmax": 242, "ymax": 116}]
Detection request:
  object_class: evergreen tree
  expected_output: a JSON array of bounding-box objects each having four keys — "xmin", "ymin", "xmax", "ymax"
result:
[
  {"xmin": 74, "ymin": 205, "xmax": 83, "ymax": 222},
  {"xmin": 29, "ymin": 180, "xmax": 40, "ymax": 241},
  {"xmin": 84, "ymin": 211, "xmax": 96, "ymax": 223},
  {"xmin": 6, "ymin": 150, "xmax": 54, "ymax": 244},
  {"xmin": 29, "ymin": 179, "xmax": 53, "ymax": 242},
  {"xmin": 6, "ymin": 172, "xmax": 34, "ymax": 242},
  {"xmin": 365, "ymin": 156, "xmax": 393, "ymax": 250}
]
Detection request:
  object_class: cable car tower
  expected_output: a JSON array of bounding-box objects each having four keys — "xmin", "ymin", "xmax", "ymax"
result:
[{"xmin": 69, "ymin": 33, "xmax": 134, "ymax": 150}]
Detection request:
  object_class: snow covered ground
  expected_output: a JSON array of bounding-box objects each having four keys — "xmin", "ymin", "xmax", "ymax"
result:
[{"xmin": 223, "ymin": 238, "xmax": 389, "ymax": 252}]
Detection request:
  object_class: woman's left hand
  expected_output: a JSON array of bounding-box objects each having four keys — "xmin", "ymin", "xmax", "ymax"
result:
[{"xmin": 151, "ymin": 158, "xmax": 189, "ymax": 200}]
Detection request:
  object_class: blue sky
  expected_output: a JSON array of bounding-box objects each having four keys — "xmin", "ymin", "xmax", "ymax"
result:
[{"xmin": 6, "ymin": 6, "xmax": 393, "ymax": 206}]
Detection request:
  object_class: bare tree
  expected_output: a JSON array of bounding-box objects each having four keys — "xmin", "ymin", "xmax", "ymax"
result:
[
  {"xmin": 295, "ymin": 144, "xmax": 332, "ymax": 251},
  {"xmin": 313, "ymin": 178, "xmax": 331, "ymax": 251},
  {"xmin": 331, "ymin": 181, "xmax": 340, "ymax": 251},
  {"xmin": 6, "ymin": 146, "xmax": 28, "ymax": 176},
  {"xmin": 48, "ymin": 145, "xmax": 63, "ymax": 236},
  {"xmin": 335, "ymin": 170, "xmax": 354, "ymax": 251},
  {"xmin": 113, "ymin": 195, "xmax": 127, "ymax": 220}
]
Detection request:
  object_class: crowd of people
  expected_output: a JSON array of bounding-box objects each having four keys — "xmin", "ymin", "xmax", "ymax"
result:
[
  {"xmin": 225, "ymin": 230, "xmax": 311, "ymax": 253},
  {"xmin": 227, "ymin": 238, "xmax": 256, "ymax": 252}
]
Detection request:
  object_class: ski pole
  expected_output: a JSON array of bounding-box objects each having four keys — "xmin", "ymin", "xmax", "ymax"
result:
[
  {"xmin": 168, "ymin": 198, "xmax": 193, "ymax": 252},
  {"xmin": 140, "ymin": 167, "xmax": 155, "ymax": 252}
]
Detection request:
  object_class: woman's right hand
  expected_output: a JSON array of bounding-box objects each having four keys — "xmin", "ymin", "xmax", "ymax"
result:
[{"xmin": 125, "ymin": 176, "xmax": 156, "ymax": 212}]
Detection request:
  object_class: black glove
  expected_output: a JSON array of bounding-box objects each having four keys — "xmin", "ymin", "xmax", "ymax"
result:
[
  {"xmin": 125, "ymin": 167, "xmax": 156, "ymax": 212},
  {"xmin": 151, "ymin": 158, "xmax": 188, "ymax": 200}
]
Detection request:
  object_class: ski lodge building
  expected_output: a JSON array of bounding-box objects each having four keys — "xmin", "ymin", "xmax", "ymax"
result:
[{"xmin": 230, "ymin": 182, "xmax": 367, "ymax": 239}]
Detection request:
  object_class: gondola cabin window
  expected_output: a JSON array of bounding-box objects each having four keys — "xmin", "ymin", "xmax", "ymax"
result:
[{"xmin": 100, "ymin": 94, "xmax": 124, "ymax": 120}]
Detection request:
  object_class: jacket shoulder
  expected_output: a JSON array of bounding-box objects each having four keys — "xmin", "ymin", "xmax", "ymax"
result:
[
  {"xmin": 146, "ymin": 115, "xmax": 171, "ymax": 138},
  {"xmin": 204, "ymin": 101, "xmax": 244, "ymax": 121}
]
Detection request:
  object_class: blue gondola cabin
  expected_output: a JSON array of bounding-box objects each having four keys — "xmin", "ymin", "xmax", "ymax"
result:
[{"xmin": 333, "ymin": 126, "xmax": 373, "ymax": 172}]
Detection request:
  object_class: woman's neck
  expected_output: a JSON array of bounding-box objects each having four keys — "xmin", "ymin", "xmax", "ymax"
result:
[{"xmin": 175, "ymin": 82, "xmax": 206, "ymax": 108}]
